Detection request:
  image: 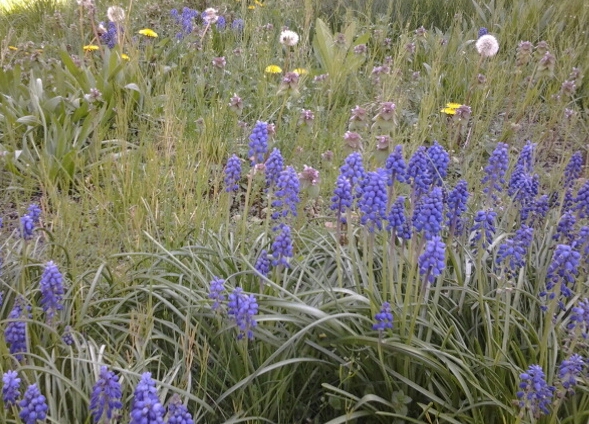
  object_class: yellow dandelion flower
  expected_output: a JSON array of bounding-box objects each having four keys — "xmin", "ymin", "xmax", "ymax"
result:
[
  {"xmin": 440, "ymin": 107, "xmax": 457, "ymax": 115},
  {"xmin": 265, "ymin": 65, "xmax": 282, "ymax": 74},
  {"xmin": 8, "ymin": 46, "xmax": 18, "ymax": 51},
  {"xmin": 293, "ymin": 68, "xmax": 308, "ymax": 75},
  {"xmin": 445, "ymin": 102, "xmax": 462, "ymax": 109},
  {"xmin": 121, "ymin": 53, "xmax": 130, "ymax": 61},
  {"xmin": 138, "ymin": 28, "xmax": 158, "ymax": 38},
  {"xmin": 248, "ymin": 5, "xmax": 255, "ymax": 9},
  {"xmin": 83, "ymin": 45, "xmax": 100, "ymax": 52}
]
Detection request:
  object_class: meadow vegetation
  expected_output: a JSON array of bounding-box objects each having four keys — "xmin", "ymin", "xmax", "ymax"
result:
[{"xmin": 0, "ymin": 0, "xmax": 588, "ymax": 422}]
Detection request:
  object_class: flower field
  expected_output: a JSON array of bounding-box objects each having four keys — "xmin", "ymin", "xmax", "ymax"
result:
[{"xmin": 0, "ymin": 0, "xmax": 588, "ymax": 422}]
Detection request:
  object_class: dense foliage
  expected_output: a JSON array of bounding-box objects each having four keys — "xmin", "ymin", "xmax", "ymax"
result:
[{"xmin": 0, "ymin": 0, "xmax": 588, "ymax": 422}]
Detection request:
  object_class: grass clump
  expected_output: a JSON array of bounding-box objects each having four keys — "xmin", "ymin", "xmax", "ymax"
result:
[{"xmin": 0, "ymin": 0, "xmax": 588, "ymax": 422}]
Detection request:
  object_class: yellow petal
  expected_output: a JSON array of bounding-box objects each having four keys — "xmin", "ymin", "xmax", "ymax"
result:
[
  {"xmin": 445, "ymin": 102, "xmax": 462, "ymax": 109},
  {"xmin": 265, "ymin": 65, "xmax": 282, "ymax": 74},
  {"xmin": 121, "ymin": 53, "xmax": 130, "ymax": 60},
  {"xmin": 248, "ymin": 5, "xmax": 255, "ymax": 9},
  {"xmin": 441, "ymin": 108, "xmax": 457, "ymax": 115},
  {"xmin": 255, "ymin": 0, "xmax": 265, "ymax": 5},
  {"xmin": 83, "ymin": 45, "xmax": 100, "ymax": 52},
  {"xmin": 293, "ymin": 68, "xmax": 308, "ymax": 75},
  {"xmin": 8, "ymin": 46, "xmax": 18, "ymax": 51},
  {"xmin": 138, "ymin": 29, "xmax": 158, "ymax": 38}
]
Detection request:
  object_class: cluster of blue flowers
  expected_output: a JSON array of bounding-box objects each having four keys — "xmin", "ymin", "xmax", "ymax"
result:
[
  {"xmin": 100, "ymin": 21, "xmax": 120, "ymax": 49},
  {"xmin": 208, "ymin": 278, "xmax": 259, "ymax": 340},
  {"xmin": 373, "ymin": 302, "xmax": 393, "ymax": 332},
  {"xmin": 90, "ymin": 366, "xmax": 123, "ymax": 423},
  {"xmin": 4, "ymin": 296, "xmax": 31, "ymax": 361},
  {"xmin": 1, "ymin": 371, "xmax": 47, "ymax": 423},
  {"xmin": 516, "ymin": 365, "xmax": 555, "ymax": 417},
  {"xmin": 170, "ymin": 7, "xmax": 241, "ymax": 39},
  {"xmin": 20, "ymin": 203, "xmax": 41, "ymax": 240}
]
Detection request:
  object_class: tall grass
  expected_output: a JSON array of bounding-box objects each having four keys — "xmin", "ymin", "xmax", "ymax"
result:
[{"xmin": 0, "ymin": 0, "xmax": 588, "ymax": 422}]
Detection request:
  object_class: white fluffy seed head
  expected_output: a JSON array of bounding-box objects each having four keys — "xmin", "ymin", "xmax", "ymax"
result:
[
  {"xmin": 280, "ymin": 30, "xmax": 299, "ymax": 47},
  {"xmin": 475, "ymin": 34, "xmax": 499, "ymax": 57},
  {"xmin": 107, "ymin": 6, "xmax": 125, "ymax": 23}
]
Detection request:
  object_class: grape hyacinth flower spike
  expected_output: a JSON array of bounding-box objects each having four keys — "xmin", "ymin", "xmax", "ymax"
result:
[
  {"xmin": 2, "ymin": 370, "xmax": 21, "ymax": 407},
  {"xmin": 19, "ymin": 384, "xmax": 48, "ymax": 424},
  {"xmin": 129, "ymin": 373, "xmax": 165, "ymax": 424},
  {"xmin": 90, "ymin": 366, "xmax": 123, "ymax": 423}
]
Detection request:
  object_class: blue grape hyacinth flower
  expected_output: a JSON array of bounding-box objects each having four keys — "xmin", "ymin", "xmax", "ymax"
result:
[
  {"xmin": 2, "ymin": 370, "xmax": 21, "ymax": 407},
  {"xmin": 90, "ymin": 366, "xmax": 123, "ymax": 423},
  {"xmin": 418, "ymin": 236, "xmax": 446, "ymax": 283},
  {"xmin": 19, "ymin": 384, "xmax": 48, "ymax": 424},
  {"xmin": 166, "ymin": 394, "xmax": 194, "ymax": 424},
  {"xmin": 224, "ymin": 155, "xmax": 242, "ymax": 193},
  {"xmin": 516, "ymin": 365, "xmax": 555, "ymax": 418},
  {"xmin": 130, "ymin": 373, "xmax": 165, "ymax": 424},
  {"xmin": 40, "ymin": 261, "xmax": 65, "ymax": 323},
  {"xmin": 373, "ymin": 302, "xmax": 393, "ymax": 332},
  {"xmin": 227, "ymin": 287, "xmax": 258, "ymax": 340}
]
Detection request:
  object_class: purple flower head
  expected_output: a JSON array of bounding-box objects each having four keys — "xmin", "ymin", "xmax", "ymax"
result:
[
  {"xmin": 232, "ymin": 19, "xmax": 244, "ymax": 32},
  {"xmin": 558, "ymin": 354, "xmax": 585, "ymax": 392},
  {"xmin": 216, "ymin": 16, "xmax": 226, "ymax": 30},
  {"xmin": 248, "ymin": 121, "xmax": 269, "ymax": 165},
  {"xmin": 407, "ymin": 147, "xmax": 432, "ymax": 196},
  {"xmin": 271, "ymin": 224, "xmax": 293, "ymax": 267},
  {"xmin": 330, "ymin": 174, "xmax": 354, "ymax": 223},
  {"xmin": 340, "ymin": 152, "xmax": 366, "ymax": 189},
  {"xmin": 526, "ymin": 195, "xmax": 549, "ymax": 226},
  {"xmin": 224, "ymin": 155, "xmax": 242, "ymax": 192},
  {"xmin": 564, "ymin": 151, "xmax": 583, "ymax": 189},
  {"xmin": 173, "ymin": 7, "xmax": 199, "ymax": 36},
  {"xmin": 2, "ymin": 370, "xmax": 21, "ymax": 407},
  {"xmin": 100, "ymin": 21, "xmax": 118, "ymax": 49},
  {"xmin": 271, "ymin": 166, "xmax": 300, "ymax": 220},
  {"xmin": 573, "ymin": 226, "xmax": 589, "ymax": 257},
  {"xmin": 357, "ymin": 170, "xmax": 388, "ymax": 232},
  {"xmin": 130, "ymin": 373, "xmax": 165, "ymax": 424},
  {"xmin": 426, "ymin": 141, "xmax": 449, "ymax": 185},
  {"xmin": 40, "ymin": 261, "xmax": 65, "ymax": 323},
  {"xmin": 516, "ymin": 141, "xmax": 536, "ymax": 173},
  {"xmin": 166, "ymin": 394, "xmax": 194, "ymax": 424},
  {"xmin": 575, "ymin": 180, "xmax": 589, "ymax": 218},
  {"xmin": 62, "ymin": 325, "xmax": 74, "ymax": 346},
  {"xmin": 553, "ymin": 211, "xmax": 576, "ymax": 244},
  {"xmin": 227, "ymin": 287, "xmax": 258, "ymax": 340},
  {"xmin": 446, "ymin": 180, "xmax": 469, "ymax": 235},
  {"xmin": 384, "ymin": 145, "xmax": 406, "ymax": 185},
  {"xmin": 481, "ymin": 142, "xmax": 509, "ymax": 200},
  {"xmin": 90, "ymin": 366, "xmax": 123, "ymax": 423},
  {"xmin": 373, "ymin": 302, "xmax": 393, "ymax": 332},
  {"xmin": 19, "ymin": 384, "xmax": 48, "ymax": 424},
  {"xmin": 478, "ymin": 27, "xmax": 488, "ymax": 38},
  {"xmin": 255, "ymin": 250, "xmax": 271, "ymax": 278},
  {"xmin": 209, "ymin": 277, "xmax": 225, "ymax": 311},
  {"xmin": 496, "ymin": 225, "xmax": 533, "ymax": 272},
  {"xmin": 4, "ymin": 297, "xmax": 30, "ymax": 361},
  {"xmin": 265, "ymin": 148, "xmax": 284, "ymax": 189},
  {"xmin": 412, "ymin": 187, "xmax": 444, "ymax": 239},
  {"xmin": 387, "ymin": 196, "xmax": 408, "ymax": 236},
  {"xmin": 542, "ymin": 244, "xmax": 581, "ymax": 302},
  {"xmin": 569, "ymin": 298, "xmax": 589, "ymax": 336},
  {"xmin": 20, "ymin": 214, "xmax": 34, "ymax": 240},
  {"xmin": 418, "ymin": 236, "xmax": 446, "ymax": 283},
  {"xmin": 27, "ymin": 204, "xmax": 41, "ymax": 224},
  {"xmin": 470, "ymin": 209, "xmax": 497, "ymax": 249},
  {"xmin": 516, "ymin": 365, "xmax": 555, "ymax": 417}
]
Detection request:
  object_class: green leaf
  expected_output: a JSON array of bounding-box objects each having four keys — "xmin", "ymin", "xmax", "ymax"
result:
[{"xmin": 16, "ymin": 115, "xmax": 41, "ymax": 126}]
